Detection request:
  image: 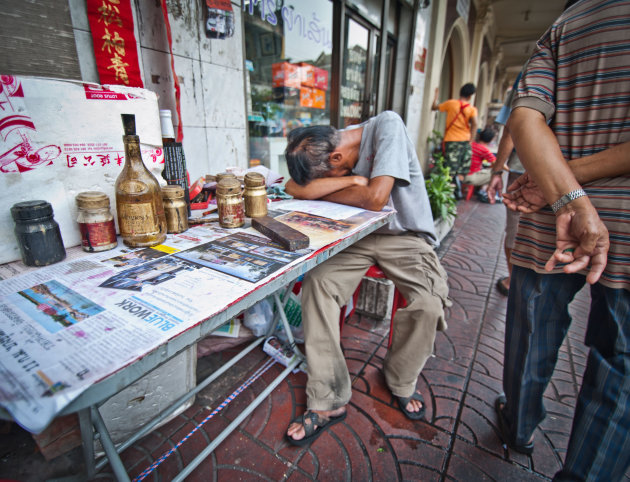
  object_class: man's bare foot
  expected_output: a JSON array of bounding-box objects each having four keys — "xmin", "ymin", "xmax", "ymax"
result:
[
  {"xmin": 286, "ymin": 406, "xmax": 346, "ymax": 442},
  {"xmin": 405, "ymin": 395, "xmax": 423, "ymax": 413},
  {"xmin": 397, "ymin": 392, "xmax": 426, "ymax": 420}
]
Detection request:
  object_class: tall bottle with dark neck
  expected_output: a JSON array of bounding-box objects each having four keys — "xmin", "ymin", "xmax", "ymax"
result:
[{"xmin": 115, "ymin": 114, "xmax": 167, "ymax": 247}]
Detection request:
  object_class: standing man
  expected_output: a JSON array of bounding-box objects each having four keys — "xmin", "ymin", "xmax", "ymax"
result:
[
  {"xmin": 283, "ymin": 111, "xmax": 450, "ymax": 446},
  {"xmin": 495, "ymin": 1, "xmax": 630, "ymax": 480},
  {"xmin": 432, "ymin": 83, "xmax": 478, "ymax": 199},
  {"xmin": 486, "ymin": 71, "xmax": 525, "ymax": 296}
]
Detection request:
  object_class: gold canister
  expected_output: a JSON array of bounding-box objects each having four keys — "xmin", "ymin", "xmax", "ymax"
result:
[
  {"xmin": 216, "ymin": 177, "xmax": 245, "ymax": 228},
  {"xmin": 161, "ymin": 185, "xmax": 189, "ymax": 233},
  {"xmin": 243, "ymin": 172, "xmax": 268, "ymax": 218},
  {"xmin": 216, "ymin": 172, "xmax": 237, "ymax": 184}
]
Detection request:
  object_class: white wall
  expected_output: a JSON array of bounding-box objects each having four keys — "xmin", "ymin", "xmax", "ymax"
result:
[
  {"xmin": 405, "ymin": 6, "xmax": 431, "ymax": 153},
  {"xmin": 69, "ymin": 0, "xmax": 249, "ymax": 181}
]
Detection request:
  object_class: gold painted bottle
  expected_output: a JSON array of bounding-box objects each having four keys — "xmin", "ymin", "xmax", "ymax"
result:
[
  {"xmin": 161, "ymin": 185, "xmax": 188, "ymax": 234},
  {"xmin": 115, "ymin": 114, "xmax": 167, "ymax": 247},
  {"xmin": 243, "ymin": 172, "xmax": 268, "ymax": 218},
  {"xmin": 216, "ymin": 177, "xmax": 245, "ymax": 228}
]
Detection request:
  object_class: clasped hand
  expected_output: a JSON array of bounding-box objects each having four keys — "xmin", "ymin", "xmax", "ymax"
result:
[{"xmin": 502, "ymin": 173, "xmax": 609, "ymax": 284}]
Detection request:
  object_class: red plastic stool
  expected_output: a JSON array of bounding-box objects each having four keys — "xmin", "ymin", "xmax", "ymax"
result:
[
  {"xmin": 463, "ymin": 183, "xmax": 475, "ymax": 201},
  {"xmin": 341, "ymin": 265, "xmax": 407, "ymax": 347}
]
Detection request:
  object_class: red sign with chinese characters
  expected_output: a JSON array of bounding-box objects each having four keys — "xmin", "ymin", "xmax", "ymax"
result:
[
  {"xmin": 87, "ymin": 0, "xmax": 143, "ymax": 88},
  {"xmin": 207, "ymin": 0, "xmax": 233, "ymax": 11}
]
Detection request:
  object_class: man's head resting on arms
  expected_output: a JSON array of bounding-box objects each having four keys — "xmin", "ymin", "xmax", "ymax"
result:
[{"xmin": 285, "ymin": 125, "xmax": 341, "ymax": 185}]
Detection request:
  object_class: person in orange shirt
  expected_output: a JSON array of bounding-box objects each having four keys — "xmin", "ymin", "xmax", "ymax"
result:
[{"xmin": 432, "ymin": 83, "xmax": 478, "ymax": 199}]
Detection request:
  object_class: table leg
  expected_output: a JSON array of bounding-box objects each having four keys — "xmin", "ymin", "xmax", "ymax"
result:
[
  {"xmin": 78, "ymin": 408, "xmax": 95, "ymax": 479},
  {"xmin": 172, "ymin": 356, "xmax": 301, "ymax": 482},
  {"xmin": 91, "ymin": 406, "xmax": 131, "ymax": 482}
]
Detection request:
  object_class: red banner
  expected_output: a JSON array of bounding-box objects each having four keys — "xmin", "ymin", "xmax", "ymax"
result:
[
  {"xmin": 207, "ymin": 0, "xmax": 233, "ymax": 11},
  {"xmin": 87, "ymin": 0, "xmax": 143, "ymax": 88}
]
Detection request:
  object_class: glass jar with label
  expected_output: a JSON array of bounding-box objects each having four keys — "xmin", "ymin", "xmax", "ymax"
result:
[
  {"xmin": 216, "ymin": 177, "xmax": 244, "ymax": 228},
  {"xmin": 76, "ymin": 191, "xmax": 118, "ymax": 252},
  {"xmin": 161, "ymin": 185, "xmax": 189, "ymax": 233},
  {"xmin": 243, "ymin": 171, "xmax": 267, "ymax": 218}
]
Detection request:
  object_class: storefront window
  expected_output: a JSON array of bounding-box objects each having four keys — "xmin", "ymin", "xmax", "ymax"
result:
[
  {"xmin": 340, "ymin": 18, "xmax": 369, "ymax": 127},
  {"xmin": 243, "ymin": 0, "xmax": 333, "ymax": 180}
]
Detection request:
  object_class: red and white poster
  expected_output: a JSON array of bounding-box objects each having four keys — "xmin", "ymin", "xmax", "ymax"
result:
[{"xmin": 87, "ymin": 0, "xmax": 144, "ymax": 88}]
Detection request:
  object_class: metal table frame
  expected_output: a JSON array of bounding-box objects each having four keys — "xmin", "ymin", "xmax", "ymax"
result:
[{"xmin": 63, "ymin": 215, "xmax": 391, "ymax": 481}]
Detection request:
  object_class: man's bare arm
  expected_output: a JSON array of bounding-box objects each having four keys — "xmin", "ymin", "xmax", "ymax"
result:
[
  {"xmin": 570, "ymin": 141, "xmax": 630, "ymax": 184},
  {"xmin": 319, "ymin": 175, "xmax": 395, "ymax": 211},
  {"xmin": 487, "ymin": 128, "xmax": 515, "ymax": 202},
  {"xmin": 431, "ymin": 87, "xmax": 440, "ymax": 111},
  {"xmin": 502, "ymin": 141, "xmax": 630, "ymax": 213},
  {"xmin": 285, "ymin": 176, "xmax": 368, "ymax": 200},
  {"xmin": 507, "ymin": 107, "xmax": 582, "ymax": 202},
  {"xmin": 507, "ymin": 106, "xmax": 609, "ymax": 283},
  {"xmin": 469, "ymin": 115, "xmax": 478, "ymax": 142}
]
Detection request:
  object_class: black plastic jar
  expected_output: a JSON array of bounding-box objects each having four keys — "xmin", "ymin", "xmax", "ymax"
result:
[{"xmin": 11, "ymin": 200, "xmax": 66, "ymax": 266}]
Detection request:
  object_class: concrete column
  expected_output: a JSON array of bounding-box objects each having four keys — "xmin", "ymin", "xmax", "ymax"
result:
[{"xmin": 415, "ymin": 1, "xmax": 447, "ymax": 170}]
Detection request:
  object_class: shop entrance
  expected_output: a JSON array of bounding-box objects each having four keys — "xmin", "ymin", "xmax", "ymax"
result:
[{"xmin": 243, "ymin": 0, "xmax": 409, "ymax": 178}]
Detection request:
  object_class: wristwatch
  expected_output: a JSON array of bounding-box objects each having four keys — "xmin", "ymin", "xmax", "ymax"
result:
[
  {"xmin": 550, "ymin": 188, "xmax": 587, "ymax": 213},
  {"xmin": 491, "ymin": 171, "xmax": 503, "ymax": 176}
]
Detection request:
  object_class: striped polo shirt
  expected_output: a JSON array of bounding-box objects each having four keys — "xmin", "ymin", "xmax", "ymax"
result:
[{"xmin": 511, "ymin": 0, "xmax": 630, "ymax": 290}]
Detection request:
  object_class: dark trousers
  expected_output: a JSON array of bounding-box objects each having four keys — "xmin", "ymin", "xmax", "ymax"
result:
[{"xmin": 503, "ymin": 265, "xmax": 630, "ymax": 481}]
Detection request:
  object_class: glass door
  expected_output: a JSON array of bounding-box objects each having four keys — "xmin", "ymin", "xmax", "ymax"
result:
[{"xmin": 340, "ymin": 15, "xmax": 379, "ymax": 127}]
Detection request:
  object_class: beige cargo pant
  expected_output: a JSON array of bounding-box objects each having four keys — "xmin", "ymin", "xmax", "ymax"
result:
[{"xmin": 301, "ymin": 233, "xmax": 450, "ymax": 411}]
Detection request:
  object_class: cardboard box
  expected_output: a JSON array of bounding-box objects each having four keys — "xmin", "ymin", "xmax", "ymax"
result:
[
  {"xmin": 299, "ymin": 87, "xmax": 314, "ymax": 108},
  {"xmin": 298, "ymin": 63, "xmax": 315, "ymax": 87},
  {"xmin": 311, "ymin": 88, "xmax": 326, "ymax": 109},
  {"xmin": 313, "ymin": 67, "xmax": 329, "ymax": 91},
  {"xmin": 271, "ymin": 62, "xmax": 300, "ymax": 88},
  {"xmin": 0, "ymin": 75, "xmax": 163, "ymax": 264},
  {"xmin": 297, "ymin": 64, "xmax": 328, "ymax": 91}
]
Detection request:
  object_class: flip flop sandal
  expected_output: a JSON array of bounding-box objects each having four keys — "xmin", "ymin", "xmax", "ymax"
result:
[
  {"xmin": 397, "ymin": 392, "xmax": 426, "ymax": 420},
  {"xmin": 286, "ymin": 410, "xmax": 347, "ymax": 447},
  {"xmin": 495, "ymin": 394, "xmax": 534, "ymax": 454},
  {"xmin": 496, "ymin": 277, "xmax": 509, "ymax": 296}
]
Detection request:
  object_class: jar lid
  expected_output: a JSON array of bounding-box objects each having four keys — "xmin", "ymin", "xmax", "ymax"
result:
[
  {"xmin": 11, "ymin": 200, "xmax": 53, "ymax": 221},
  {"xmin": 76, "ymin": 191, "xmax": 110, "ymax": 209},
  {"xmin": 216, "ymin": 177, "xmax": 242, "ymax": 194},
  {"xmin": 162, "ymin": 185, "xmax": 185, "ymax": 199},
  {"xmin": 244, "ymin": 172, "xmax": 265, "ymax": 187},
  {"xmin": 216, "ymin": 172, "xmax": 237, "ymax": 183}
]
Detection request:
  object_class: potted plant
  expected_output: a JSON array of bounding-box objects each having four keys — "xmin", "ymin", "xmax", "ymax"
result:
[
  {"xmin": 426, "ymin": 153, "xmax": 457, "ymax": 221},
  {"xmin": 425, "ymin": 130, "xmax": 457, "ymax": 221}
]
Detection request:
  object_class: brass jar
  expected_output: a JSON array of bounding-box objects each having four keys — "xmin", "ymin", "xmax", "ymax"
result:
[
  {"xmin": 161, "ymin": 185, "xmax": 189, "ymax": 234},
  {"xmin": 216, "ymin": 177, "xmax": 244, "ymax": 228},
  {"xmin": 243, "ymin": 172, "xmax": 268, "ymax": 218}
]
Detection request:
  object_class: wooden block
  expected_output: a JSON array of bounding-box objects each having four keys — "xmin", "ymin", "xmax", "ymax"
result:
[
  {"xmin": 252, "ymin": 216, "xmax": 309, "ymax": 251},
  {"xmin": 30, "ymin": 413, "xmax": 82, "ymax": 461}
]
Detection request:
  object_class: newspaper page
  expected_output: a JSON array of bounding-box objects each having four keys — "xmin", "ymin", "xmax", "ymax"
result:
[{"xmin": 0, "ymin": 201, "xmax": 392, "ymax": 433}]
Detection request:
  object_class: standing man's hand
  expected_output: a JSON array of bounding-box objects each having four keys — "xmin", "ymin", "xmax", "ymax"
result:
[
  {"xmin": 486, "ymin": 173, "xmax": 503, "ymax": 204},
  {"xmin": 502, "ymin": 172, "xmax": 547, "ymax": 213},
  {"xmin": 431, "ymin": 88, "xmax": 440, "ymax": 110},
  {"xmin": 545, "ymin": 200, "xmax": 609, "ymax": 284}
]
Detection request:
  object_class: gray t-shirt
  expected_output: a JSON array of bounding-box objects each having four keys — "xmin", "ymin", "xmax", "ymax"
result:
[{"xmin": 350, "ymin": 111, "xmax": 436, "ymax": 243}]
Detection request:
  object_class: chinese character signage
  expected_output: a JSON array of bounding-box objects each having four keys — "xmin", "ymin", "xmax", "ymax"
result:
[{"xmin": 87, "ymin": 0, "xmax": 144, "ymax": 88}]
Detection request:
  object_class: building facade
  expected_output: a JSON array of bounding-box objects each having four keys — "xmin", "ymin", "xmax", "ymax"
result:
[{"xmin": 0, "ymin": 0, "xmax": 562, "ymax": 182}]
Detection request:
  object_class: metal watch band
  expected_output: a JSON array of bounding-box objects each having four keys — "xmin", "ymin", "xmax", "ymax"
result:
[{"xmin": 550, "ymin": 188, "xmax": 587, "ymax": 213}]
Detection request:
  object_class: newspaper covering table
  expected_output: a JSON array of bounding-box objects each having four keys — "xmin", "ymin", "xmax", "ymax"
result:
[{"xmin": 0, "ymin": 200, "xmax": 394, "ymax": 436}]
